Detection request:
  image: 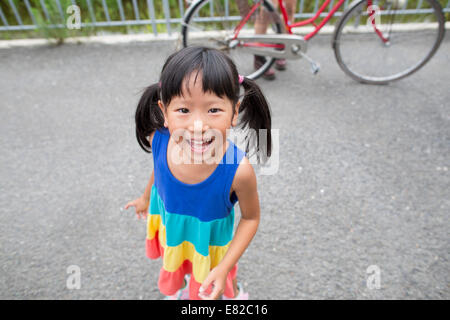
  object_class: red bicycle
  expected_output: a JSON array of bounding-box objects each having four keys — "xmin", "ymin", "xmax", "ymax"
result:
[{"xmin": 182, "ymin": 0, "xmax": 446, "ymax": 84}]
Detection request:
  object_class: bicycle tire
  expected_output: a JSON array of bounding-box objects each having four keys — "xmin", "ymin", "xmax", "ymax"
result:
[
  {"xmin": 182, "ymin": 0, "xmax": 283, "ymax": 80},
  {"xmin": 333, "ymin": 0, "xmax": 445, "ymax": 84}
]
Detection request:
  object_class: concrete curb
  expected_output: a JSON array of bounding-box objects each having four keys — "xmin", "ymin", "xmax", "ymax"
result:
[{"xmin": 0, "ymin": 22, "xmax": 448, "ymax": 49}]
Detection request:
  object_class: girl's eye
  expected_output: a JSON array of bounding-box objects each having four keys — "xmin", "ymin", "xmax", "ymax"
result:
[
  {"xmin": 177, "ymin": 108, "xmax": 189, "ymax": 114},
  {"xmin": 209, "ymin": 108, "xmax": 220, "ymax": 113}
]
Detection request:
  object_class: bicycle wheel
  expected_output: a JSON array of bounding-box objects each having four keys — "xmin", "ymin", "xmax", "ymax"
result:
[
  {"xmin": 333, "ymin": 0, "xmax": 445, "ymax": 84},
  {"xmin": 182, "ymin": 0, "xmax": 283, "ymax": 80}
]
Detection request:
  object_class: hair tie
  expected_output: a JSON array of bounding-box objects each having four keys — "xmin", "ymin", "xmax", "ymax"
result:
[
  {"xmin": 238, "ymin": 75, "xmax": 244, "ymax": 84},
  {"xmin": 158, "ymin": 81, "xmax": 162, "ymax": 88}
]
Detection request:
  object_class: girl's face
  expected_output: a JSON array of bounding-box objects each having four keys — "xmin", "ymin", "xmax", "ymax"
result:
[{"xmin": 158, "ymin": 73, "xmax": 239, "ymax": 163}]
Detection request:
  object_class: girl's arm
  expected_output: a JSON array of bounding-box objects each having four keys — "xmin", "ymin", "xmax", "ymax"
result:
[
  {"xmin": 143, "ymin": 131, "xmax": 155, "ymax": 202},
  {"xmin": 142, "ymin": 170, "xmax": 154, "ymax": 201},
  {"xmin": 124, "ymin": 131, "xmax": 156, "ymax": 218},
  {"xmin": 199, "ymin": 157, "xmax": 260, "ymax": 300},
  {"xmin": 124, "ymin": 170, "xmax": 153, "ymax": 219},
  {"xmin": 142, "ymin": 130, "xmax": 157, "ymax": 201}
]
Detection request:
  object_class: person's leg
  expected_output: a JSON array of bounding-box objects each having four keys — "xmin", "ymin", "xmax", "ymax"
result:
[
  {"xmin": 254, "ymin": 0, "xmax": 277, "ymax": 79},
  {"xmin": 255, "ymin": 0, "xmax": 280, "ymax": 34},
  {"xmin": 275, "ymin": 0, "xmax": 297, "ymax": 70},
  {"xmin": 284, "ymin": 0, "xmax": 297, "ymax": 24}
]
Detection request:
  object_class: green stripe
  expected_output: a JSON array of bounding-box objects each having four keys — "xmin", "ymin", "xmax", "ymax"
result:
[{"xmin": 149, "ymin": 185, "xmax": 235, "ymax": 256}]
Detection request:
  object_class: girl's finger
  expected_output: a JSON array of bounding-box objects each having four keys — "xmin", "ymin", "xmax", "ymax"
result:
[
  {"xmin": 124, "ymin": 202, "xmax": 135, "ymax": 210},
  {"xmin": 205, "ymin": 285, "xmax": 221, "ymax": 300},
  {"xmin": 199, "ymin": 280, "xmax": 213, "ymax": 299},
  {"xmin": 198, "ymin": 287, "xmax": 208, "ymax": 300}
]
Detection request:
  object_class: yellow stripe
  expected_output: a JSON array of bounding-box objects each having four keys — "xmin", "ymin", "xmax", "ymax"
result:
[
  {"xmin": 147, "ymin": 214, "xmax": 230, "ymax": 283},
  {"xmin": 146, "ymin": 214, "xmax": 161, "ymax": 240}
]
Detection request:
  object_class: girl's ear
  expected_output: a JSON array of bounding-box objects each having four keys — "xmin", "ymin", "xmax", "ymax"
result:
[
  {"xmin": 232, "ymin": 101, "xmax": 240, "ymax": 127},
  {"xmin": 158, "ymin": 100, "xmax": 168, "ymax": 127},
  {"xmin": 157, "ymin": 100, "xmax": 164, "ymax": 113}
]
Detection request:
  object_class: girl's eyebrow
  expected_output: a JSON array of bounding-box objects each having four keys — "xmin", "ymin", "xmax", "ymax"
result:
[{"xmin": 173, "ymin": 98, "xmax": 226, "ymax": 105}]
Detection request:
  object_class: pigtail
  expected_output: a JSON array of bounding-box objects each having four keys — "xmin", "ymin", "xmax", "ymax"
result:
[
  {"xmin": 135, "ymin": 83, "xmax": 165, "ymax": 153},
  {"xmin": 238, "ymin": 77, "xmax": 272, "ymax": 164}
]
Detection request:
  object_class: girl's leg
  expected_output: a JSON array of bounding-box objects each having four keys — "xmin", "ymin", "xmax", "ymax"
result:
[
  {"xmin": 232, "ymin": 277, "xmax": 239, "ymax": 297},
  {"xmin": 254, "ymin": 0, "xmax": 297, "ymax": 33}
]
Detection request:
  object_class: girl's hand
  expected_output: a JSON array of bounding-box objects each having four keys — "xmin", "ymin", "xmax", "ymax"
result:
[
  {"xmin": 124, "ymin": 195, "xmax": 149, "ymax": 220},
  {"xmin": 198, "ymin": 266, "xmax": 228, "ymax": 300}
]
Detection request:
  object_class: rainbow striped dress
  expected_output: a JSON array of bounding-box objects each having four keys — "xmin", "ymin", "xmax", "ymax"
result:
[{"xmin": 146, "ymin": 127, "xmax": 246, "ymax": 299}]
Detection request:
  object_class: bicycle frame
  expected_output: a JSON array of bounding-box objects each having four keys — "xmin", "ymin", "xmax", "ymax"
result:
[
  {"xmin": 235, "ymin": 0, "xmax": 383, "ymax": 42},
  {"xmin": 281, "ymin": 0, "xmax": 345, "ymax": 40}
]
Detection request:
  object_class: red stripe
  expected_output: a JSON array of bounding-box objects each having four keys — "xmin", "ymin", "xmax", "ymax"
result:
[
  {"xmin": 145, "ymin": 235, "xmax": 238, "ymax": 299},
  {"xmin": 146, "ymin": 231, "xmax": 162, "ymax": 259}
]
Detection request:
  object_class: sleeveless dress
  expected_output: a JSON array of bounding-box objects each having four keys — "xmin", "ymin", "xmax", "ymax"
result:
[{"xmin": 146, "ymin": 127, "xmax": 246, "ymax": 299}]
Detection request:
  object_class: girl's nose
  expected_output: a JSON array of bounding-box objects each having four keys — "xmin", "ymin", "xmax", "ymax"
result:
[{"xmin": 188, "ymin": 120, "xmax": 210, "ymax": 134}]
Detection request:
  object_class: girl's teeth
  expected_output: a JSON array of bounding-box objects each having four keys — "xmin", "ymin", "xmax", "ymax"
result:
[
  {"xmin": 191, "ymin": 140, "xmax": 211, "ymax": 145},
  {"xmin": 189, "ymin": 139, "xmax": 213, "ymax": 153}
]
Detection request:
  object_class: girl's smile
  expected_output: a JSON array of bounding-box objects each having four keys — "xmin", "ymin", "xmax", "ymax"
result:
[
  {"xmin": 174, "ymin": 126, "xmax": 224, "ymax": 164},
  {"xmin": 187, "ymin": 136, "xmax": 215, "ymax": 154}
]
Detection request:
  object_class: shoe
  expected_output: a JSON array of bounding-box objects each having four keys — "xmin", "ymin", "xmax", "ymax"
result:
[
  {"xmin": 222, "ymin": 282, "xmax": 249, "ymax": 300},
  {"xmin": 254, "ymin": 55, "xmax": 276, "ymax": 80},
  {"xmin": 275, "ymin": 59, "xmax": 287, "ymax": 71},
  {"xmin": 164, "ymin": 275, "xmax": 190, "ymax": 300}
]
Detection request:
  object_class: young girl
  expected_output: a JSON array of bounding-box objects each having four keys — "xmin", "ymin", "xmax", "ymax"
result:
[{"xmin": 124, "ymin": 46, "xmax": 272, "ymax": 300}]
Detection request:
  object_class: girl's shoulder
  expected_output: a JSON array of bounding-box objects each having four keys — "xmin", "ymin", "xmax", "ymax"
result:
[
  {"xmin": 148, "ymin": 127, "xmax": 169, "ymax": 151},
  {"xmin": 148, "ymin": 130, "xmax": 156, "ymax": 148}
]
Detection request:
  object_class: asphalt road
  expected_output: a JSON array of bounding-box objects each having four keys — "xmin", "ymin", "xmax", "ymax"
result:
[{"xmin": 0, "ymin": 34, "xmax": 449, "ymax": 299}]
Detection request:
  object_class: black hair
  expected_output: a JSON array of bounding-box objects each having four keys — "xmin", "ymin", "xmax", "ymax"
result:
[{"xmin": 135, "ymin": 46, "xmax": 272, "ymax": 164}]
